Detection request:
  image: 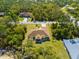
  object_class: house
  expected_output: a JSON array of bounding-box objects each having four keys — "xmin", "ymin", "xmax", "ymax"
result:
[
  {"xmin": 19, "ymin": 12, "xmax": 32, "ymax": 23},
  {"xmin": 28, "ymin": 28, "xmax": 50, "ymax": 43}
]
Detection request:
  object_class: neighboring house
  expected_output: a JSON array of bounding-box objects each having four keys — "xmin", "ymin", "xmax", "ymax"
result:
[
  {"xmin": 28, "ymin": 28, "xmax": 50, "ymax": 43},
  {"xmin": 19, "ymin": 12, "xmax": 32, "ymax": 23},
  {"xmin": 63, "ymin": 39, "xmax": 79, "ymax": 59}
]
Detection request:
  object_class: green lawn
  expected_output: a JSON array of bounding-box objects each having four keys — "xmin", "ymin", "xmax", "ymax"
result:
[
  {"xmin": 23, "ymin": 39, "xmax": 69, "ymax": 59},
  {"xmin": 34, "ymin": 40, "xmax": 70, "ymax": 59},
  {"xmin": 46, "ymin": 24, "xmax": 52, "ymax": 39},
  {"xmin": 46, "ymin": 24, "xmax": 69, "ymax": 59}
]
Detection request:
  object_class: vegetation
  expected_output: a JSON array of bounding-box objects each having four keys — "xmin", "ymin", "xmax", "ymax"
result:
[
  {"xmin": 22, "ymin": 40, "xmax": 69, "ymax": 59},
  {"xmin": 0, "ymin": 16, "xmax": 26, "ymax": 49},
  {"xmin": 52, "ymin": 23, "xmax": 79, "ymax": 40}
]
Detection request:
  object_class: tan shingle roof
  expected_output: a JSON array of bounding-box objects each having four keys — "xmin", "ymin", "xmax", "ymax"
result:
[{"xmin": 28, "ymin": 30, "xmax": 49, "ymax": 39}]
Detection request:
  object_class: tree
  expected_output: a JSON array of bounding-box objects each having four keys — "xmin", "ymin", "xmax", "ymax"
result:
[
  {"xmin": 0, "ymin": 15, "xmax": 27, "ymax": 49},
  {"xmin": 30, "ymin": 3, "xmax": 69, "ymax": 21},
  {"xmin": 52, "ymin": 23, "xmax": 79, "ymax": 40}
]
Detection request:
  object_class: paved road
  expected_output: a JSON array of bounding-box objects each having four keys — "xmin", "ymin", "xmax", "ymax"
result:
[{"xmin": 19, "ymin": 21, "xmax": 57, "ymax": 24}]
